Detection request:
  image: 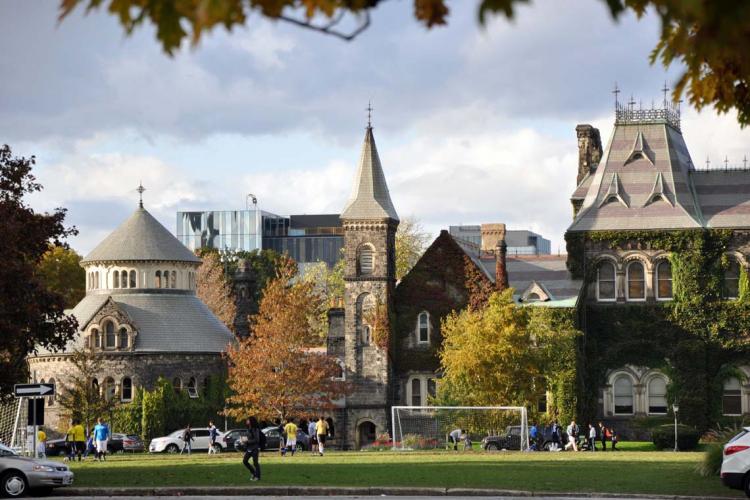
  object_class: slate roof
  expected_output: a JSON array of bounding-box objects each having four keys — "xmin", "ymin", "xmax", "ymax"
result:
[
  {"xmin": 692, "ymin": 170, "xmax": 750, "ymax": 228},
  {"xmin": 82, "ymin": 207, "xmax": 200, "ymax": 264},
  {"xmin": 341, "ymin": 127, "xmax": 399, "ymax": 221},
  {"xmin": 448, "ymin": 233, "xmax": 582, "ymax": 307},
  {"xmin": 40, "ymin": 292, "xmax": 234, "ymax": 354},
  {"xmin": 569, "ymin": 122, "xmax": 704, "ymax": 231}
]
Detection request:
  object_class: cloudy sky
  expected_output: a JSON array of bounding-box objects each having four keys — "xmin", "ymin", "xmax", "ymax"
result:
[{"xmin": 3, "ymin": 0, "xmax": 750, "ymax": 255}]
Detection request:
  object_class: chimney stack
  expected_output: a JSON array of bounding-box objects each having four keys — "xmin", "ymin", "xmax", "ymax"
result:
[
  {"xmin": 480, "ymin": 224, "xmax": 509, "ymax": 291},
  {"xmin": 576, "ymin": 124, "xmax": 603, "ymax": 185}
]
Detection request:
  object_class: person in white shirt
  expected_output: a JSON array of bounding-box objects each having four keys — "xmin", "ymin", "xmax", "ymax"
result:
[
  {"xmin": 588, "ymin": 424, "xmax": 597, "ymax": 452},
  {"xmin": 564, "ymin": 420, "xmax": 578, "ymax": 452},
  {"xmin": 448, "ymin": 429, "xmax": 466, "ymax": 450}
]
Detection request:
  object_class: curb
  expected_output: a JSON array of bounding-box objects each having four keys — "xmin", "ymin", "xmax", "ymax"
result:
[{"xmin": 51, "ymin": 486, "xmax": 738, "ymax": 499}]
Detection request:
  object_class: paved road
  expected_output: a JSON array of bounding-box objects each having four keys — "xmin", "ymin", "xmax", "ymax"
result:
[{"xmin": 48, "ymin": 496, "xmax": 653, "ymax": 500}]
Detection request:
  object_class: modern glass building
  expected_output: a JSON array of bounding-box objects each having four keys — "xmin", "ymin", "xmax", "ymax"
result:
[
  {"xmin": 176, "ymin": 210, "xmax": 264, "ymax": 252},
  {"xmin": 449, "ymin": 225, "xmax": 552, "ymax": 255}
]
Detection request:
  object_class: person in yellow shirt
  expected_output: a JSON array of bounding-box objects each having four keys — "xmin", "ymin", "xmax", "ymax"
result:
[
  {"xmin": 315, "ymin": 417, "xmax": 329, "ymax": 456},
  {"xmin": 37, "ymin": 428, "xmax": 47, "ymax": 458},
  {"xmin": 65, "ymin": 421, "xmax": 76, "ymax": 461},
  {"xmin": 283, "ymin": 419, "xmax": 298, "ymax": 456},
  {"xmin": 69, "ymin": 420, "xmax": 86, "ymax": 462}
]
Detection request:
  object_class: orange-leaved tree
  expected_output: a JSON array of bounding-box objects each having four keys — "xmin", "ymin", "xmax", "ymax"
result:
[
  {"xmin": 196, "ymin": 250, "xmax": 237, "ymax": 334},
  {"xmin": 225, "ymin": 258, "xmax": 348, "ymax": 421}
]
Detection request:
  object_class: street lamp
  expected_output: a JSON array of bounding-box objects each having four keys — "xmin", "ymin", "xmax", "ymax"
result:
[
  {"xmin": 672, "ymin": 403, "xmax": 680, "ymax": 452},
  {"xmin": 247, "ymin": 193, "xmax": 259, "ymax": 251}
]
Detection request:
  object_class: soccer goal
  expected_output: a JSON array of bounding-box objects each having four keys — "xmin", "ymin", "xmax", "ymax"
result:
[
  {"xmin": 391, "ymin": 406, "xmax": 529, "ymax": 451},
  {"xmin": 0, "ymin": 398, "xmax": 26, "ymax": 451}
]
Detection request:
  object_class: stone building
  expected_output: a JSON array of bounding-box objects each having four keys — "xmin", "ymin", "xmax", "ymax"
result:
[{"xmin": 28, "ymin": 198, "xmax": 234, "ymax": 429}]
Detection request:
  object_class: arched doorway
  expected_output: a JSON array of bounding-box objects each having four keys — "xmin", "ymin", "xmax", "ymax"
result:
[{"xmin": 357, "ymin": 421, "xmax": 377, "ymax": 449}]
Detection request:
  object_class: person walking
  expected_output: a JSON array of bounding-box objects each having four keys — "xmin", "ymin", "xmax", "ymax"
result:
[
  {"xmin": 93, "ymin": 418, "xmax": 110, "ymax": 461},
  {"xmin": 283, "ymin": 418, "xmax": 298, "ymax": 456},
  {"xmin": 308, "ymin": 418, "xmax": 318, "ymax": 455},
  {"xmin": 564, "ymin": 420, "xmax": 578, "ymax": 452},
  {"xmin": 587, "ymin": 424, "xmax": 596, "ymax": 451},
  {"xmin": 551, "ymin": 420, "xmax": 561, "ymax": 451},
  {"xmin": 316, "ymin": 416, "xmax": 329, "ymax": 456},
  {"xmin": 64, "ymin": 421, "xmax": 76, "ymax": 461},
  {"xmin": 242, "ymin": 417, "xmax": 261, "ymax": 481},
  {"xmin": 181, "ymin": 425, "xmax": 193, "ymax": 455},
  {"xmin": 598, "ymin": 422, "xmax": 608, "ymax": 451},
  {"xmin": 208, "ymin": 421, "xmax": 219, "ymax": 455},
  {"xmin": 36, "ymin": 427, "xmax": 47, "ymax": 459},
  {"xmin": 529, "ymin": 423, "xmax": 539, "ymax": 450}
]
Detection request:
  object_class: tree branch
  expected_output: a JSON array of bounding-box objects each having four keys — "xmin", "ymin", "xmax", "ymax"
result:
[{"xmin": 277, "ymin": 10, "xmax": 371, "ymax": 41}]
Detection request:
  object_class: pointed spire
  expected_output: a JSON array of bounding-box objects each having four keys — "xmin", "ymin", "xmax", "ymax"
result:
[{"xmin": 341, "ymin": 126, "xmax": 399, "ymax": 221}]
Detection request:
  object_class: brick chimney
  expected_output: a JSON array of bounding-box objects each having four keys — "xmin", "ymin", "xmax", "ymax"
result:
[
  {"xmin": 576, "ymin": 124, "xmax": 602, "ymax": 185},
  {"xmin": 495, "ymin": 239, "xmax": 509, "ymax": 291}
]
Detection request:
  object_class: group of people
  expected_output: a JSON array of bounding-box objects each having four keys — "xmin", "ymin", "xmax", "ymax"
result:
[
  {"xmin": 34, "ymin": 417, "xmax": 111, "ymax": 461},
  {"xmin": 533, "ymin": 420, "xmax": 618, "ymax": 452}
]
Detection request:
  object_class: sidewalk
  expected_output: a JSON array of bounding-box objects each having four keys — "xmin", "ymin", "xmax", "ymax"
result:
[{"xmin": 50, "ymin": 485, "xmax": 740, "ymax": 499}]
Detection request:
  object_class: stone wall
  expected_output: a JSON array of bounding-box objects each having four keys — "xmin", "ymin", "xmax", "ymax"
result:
[{"xmin": 27, "ymin": 352, "xmax": 226, "ymax": 431}]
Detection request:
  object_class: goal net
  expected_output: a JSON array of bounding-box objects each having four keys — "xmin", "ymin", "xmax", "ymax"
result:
[
  {"xmin": 391, "ymin": 406, "xmax": 529, "ymax": 451},
  {"xmin": 0, "ymin": 398, "xmax": 26, "ymax": 451}
]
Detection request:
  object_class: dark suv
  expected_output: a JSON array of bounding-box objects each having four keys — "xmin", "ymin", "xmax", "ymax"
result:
[{"xmin": 482, "ymin": 426, "xmax": 523, "ymax": 451}]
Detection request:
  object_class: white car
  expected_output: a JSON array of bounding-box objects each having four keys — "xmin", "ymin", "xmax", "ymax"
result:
[
  {"xmin": 148, "ymin": 428, "xmax": 226, "ymax": 453},
  {"xmin": 720, "ymin": 426, "xmax": 750, "ymax": 497}
]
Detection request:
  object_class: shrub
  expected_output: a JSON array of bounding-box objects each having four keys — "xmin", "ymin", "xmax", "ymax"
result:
[
  {"xmin": 696, "ymin": 423, "xmax": 747, "ymax": 477},
  {"xmin": 651, "ymin": 424, "xmax": 700, "ymax": 451}
]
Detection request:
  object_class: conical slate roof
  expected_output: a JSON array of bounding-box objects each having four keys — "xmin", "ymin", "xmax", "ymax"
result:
[
  {"xmin": 341, "ymin": 127, "xmax": 399, "ymax": 221},
  {"xmin": 82, "ymin": 206, "xmax": 201, "ymax": 264}
]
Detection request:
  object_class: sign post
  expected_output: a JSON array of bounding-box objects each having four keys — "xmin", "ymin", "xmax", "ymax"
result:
[{"xmin": 14, "ymin": 384, "xmax": 54, "ymax": 458}]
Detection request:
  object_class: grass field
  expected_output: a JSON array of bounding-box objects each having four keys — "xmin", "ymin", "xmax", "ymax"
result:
[{"xmin": 50, "ymin": 443, "xmax": 743, "ymax": 497}]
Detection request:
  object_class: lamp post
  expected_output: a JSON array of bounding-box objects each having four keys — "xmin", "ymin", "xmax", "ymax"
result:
[
  {"xmin": 246, "ymin": 193, "xmax": 259, "ymax": 251},
  {"xmin": 672, "ymin": 403, "xmax": 680, "ymax": 452}
]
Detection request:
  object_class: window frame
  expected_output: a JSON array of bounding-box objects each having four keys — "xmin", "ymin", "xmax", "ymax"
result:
[
  {"xmin": 596, "ymin": 261, "xmax": 617, "ymax": 302},
  {"xmin": 613, "ymin": 375, "xmax": 635, "ymax": 415},
  {"xmin": 121, "ymin": 377, "xmax": 133, "ymax": 402},
  {"xmin": 416, "ymin": 311, "xmax": 430, "ymax": 344},
  {"xmin": 655, "ymin": 260, "xmax": 673, "ymax": 301},
  {"xmin": 723, "ymin": 259, "xmax": 741, "ymax": 300},
  {"xmin": 625, "ymin": 260, "xmax": 646, "ymax": 302},
  {"xmin": 722, "ymin": 377, "xmax": 743, "ymax": 416},
  {"xmin": 646, "ymin": 376, "xmax": 669, "ymax": 415},
  {"xmin": 104, "ymin": 321, "xmax": 116, "ymax": 349}
]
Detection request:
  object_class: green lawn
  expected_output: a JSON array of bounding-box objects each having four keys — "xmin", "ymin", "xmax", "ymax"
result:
[{"xmin": 51, "ymin": 444, "xmax": 742, "ymax": 497}]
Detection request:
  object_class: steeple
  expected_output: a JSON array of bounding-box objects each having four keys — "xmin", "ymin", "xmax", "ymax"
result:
[{"xmin": 341, "ymin": 124, "xmax": 399, "ymax": 221}]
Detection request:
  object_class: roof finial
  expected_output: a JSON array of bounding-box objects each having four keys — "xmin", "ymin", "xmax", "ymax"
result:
[
  {"xmin": 725, "ymin": 155, "xmax": 730, "ymax": 169},
  {"xmin": 137, "ymin": 182, "xmax": 146, "ymax": 208},
  {"xmin": 744, "ymin": 155, "xmax": 748, "ymax": 169},
  {"xmin": 612, "ymin": 82, "xmax": 620, "ymax": 107},
  {"xmin": 661, "ymin": 81, "xmax": 670, "ymax": 107},
  {"xmin": 706, "ymin": 156, "xmax": 711, "ymax": 169},
  {"xmin": 366, "ymin": 101, "xmax": 373, "ymax": 129}
]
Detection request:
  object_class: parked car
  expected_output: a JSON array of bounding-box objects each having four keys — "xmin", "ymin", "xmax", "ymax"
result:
[
  {"xmin": 118, "ymin": 434, "xmax": 145, "ymax": 453},
  {"xmin": 0, "ymin": 442, "xmax": 74, "ymax": 498},
  {"xmin": 223, "ymin": 429, "xmax": 246, "ymax": 452},
  {"xmin": 720, "ymin": 426, "xmax": 750, "ymax": 497},
  {"xmin": 46, "ymin": 433, "xmax": 143, "ymax": 456},
  {"xmin": 232, "ymin": 427, "xmax": 311, "ymax": 452},
  {"xmin": 482, "ymin": 426, "xmax": 522, "ymax": 451},
  {"xmin": 149, "ymin": 428, "xmax": 226, "ymax": 453}
]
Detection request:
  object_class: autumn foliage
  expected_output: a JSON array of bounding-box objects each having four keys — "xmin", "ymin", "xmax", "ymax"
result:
[
  {"xmin": 196, "ymin": 251, "xmax": 237, "ymax": 333},
  {"xmin": 225, "ymin": 258, "xmax": 348, "ymax": 421}
]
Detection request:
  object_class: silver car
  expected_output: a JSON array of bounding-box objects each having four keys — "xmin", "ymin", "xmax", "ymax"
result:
[{"xmin": 0, "ymin": 443, "xmax": 73, "ymax": 498}]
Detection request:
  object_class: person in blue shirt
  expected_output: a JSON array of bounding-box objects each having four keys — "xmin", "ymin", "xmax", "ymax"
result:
[
  {"xmin": 93, "ymin": 418, "xmax": 110, "ymax": 461},
  {"xmin": 529, "ymin": 423, "xmax": 539, "ymax": 450}
]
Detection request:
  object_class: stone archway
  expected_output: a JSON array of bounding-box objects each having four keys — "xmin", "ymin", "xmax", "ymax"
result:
[{"xmin": 356, "ymin": 420, "xmax": 377, "ymax": 449}]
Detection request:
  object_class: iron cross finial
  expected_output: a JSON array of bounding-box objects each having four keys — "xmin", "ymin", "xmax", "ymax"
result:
[
  {"xmin": 137, "ymin": 182, "xmax": 146, "ymax": 208},
  {"xmin": 612, "ymin": 82, "xmax": 620, "ymax": 106},
  {"xmin": 366, "ymin": 101, "xmax": 373, "ymax": 128},
  {"xmin": 725, "ymin": 156, "xmax": 730, "ymax": 169},
  {"xmin": 661, "ymin": 81, "xmax": 670, "ymax": 106}
]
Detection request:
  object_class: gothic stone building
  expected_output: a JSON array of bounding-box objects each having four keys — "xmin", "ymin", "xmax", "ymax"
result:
[
  {"xmin": 28, "ymin": 202, "xmax": 234, "ymax": 430},
  {"xmin": 330, "ymin": 106, "xmax": 750, "ymax": 448}
]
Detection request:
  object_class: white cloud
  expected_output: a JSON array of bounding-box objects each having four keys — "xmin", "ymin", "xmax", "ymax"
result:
[{"xmin": 221, "ymin": 24, "xmax": 296, "ymax": 69}]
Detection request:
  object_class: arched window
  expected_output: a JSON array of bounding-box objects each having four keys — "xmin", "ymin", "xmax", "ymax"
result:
[
  {"xmin": 724, "ymin": 259, "xmax": 741, "ymax": 299},
  {"xmin": 95, "ymin": 271, "xmax": 99, "ymax": 289},
  {"xmin": 626, "ymin": 261, "xmax": 645, "ymax": 300},
  {"xmin": 121, "ymin": 270, "xmax": 128, "ymax": 288},
  {"xmin": 647, "ymin": 376, "xmax": 668, "ymax": 414},
  {"xmin": 171, "ymin": 271, "xmax": 177, "ymax": 289},
  {"xmin": 129, "ymin": 270, "xmax": 136, "ymax": 288},
  {"xmin": 357, "ymin": 244, "xmax": 375, "ymax": 276},
  {"xmin": 91, "ymin": 328, "xmax": 100, "ymax": 348},
  {"xmin": 163, "ymin": 270, "xmax": 169, "ymax": 288},
  {"xmin": 47, "ymin": 377, "xmax": 55, "ymax": 406},
  {"xmin": 597, "ymin": 261, "xmax": 616, "ymax": 301},
  {"xmin": 119, "ymin": 327, "xmax": 129, "ymax": 349},
  {"xmin": 105, "ymin": 321, "xmax": 116, "ymax": 348},
  {"xmin": 121, "ymin": 377, "xmax": 132, "ymax": 401},
  {"xmin": 155, "ymin": 271, "xmax": 161, "ymax": 288},
  {"xmin": 613, "ymin": 375, "xmax": 634, "ymax": 414},
  {"xmin": 333, "ymin": 360, "xmax": 346, "ymax": 381},
  {"xmin": 91, "ymin": 378, "xmax": 99, "ymax": 391},
  {"xmin": 417, "ymin": 312, "xmax": 430, "ymax": 343},
  {"xmin": 362, "ymin": 325, "xmax": 372, "ymax": 346},
  {"xmin": 103, "ymin": 377, "xmax": 116, "ymax": 401},
  {"xmin": 411, "ymin": 378, "xmax": 422, "ymax": 406},
  {"xmin": 173, "ymin": 377, "xmax": 182, "ymax": 393},
  {"xmin": 526, "ymin": 292, "xmax": 542, "ymax": 302},
  {"xmin": 113, "ymin": 270, "xmax": 119, "ymax": 288},
  {"xmin": 187, "ymin": 377, "xmax": 198, "ymax": 398},
  {"xmin": 723, "ymin": 378, "xmax": 742, "ymax": 416},
  {"xmin": 656, "ymin": 261, "xmax": 672, "ymax": 300}
]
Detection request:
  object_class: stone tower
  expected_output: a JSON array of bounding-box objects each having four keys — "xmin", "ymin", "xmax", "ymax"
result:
[{"xmin": 338, "ymin": 123, "xmax": 399, "ymax": 449}]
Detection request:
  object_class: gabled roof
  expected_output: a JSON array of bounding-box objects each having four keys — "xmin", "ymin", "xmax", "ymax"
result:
[
  {"xmin": 82, "ymin": 207, "xmax": 200, "ymax": 264},
  {"xmin": 568, "ymin": 122, "xmax": 703, "ymax": 231},
  {"xmin": 341, "ymin": 127, "xmax": 399, "ymax": 221}
]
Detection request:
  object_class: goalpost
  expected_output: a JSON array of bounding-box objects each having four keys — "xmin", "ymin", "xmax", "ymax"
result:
[
  {"xmin": 0, "ymin": 398, "xmax": 27, "ymax": 452},
  {"xmin": 391, "ymin": 406, "xmax": 529, "ymax": 452}
]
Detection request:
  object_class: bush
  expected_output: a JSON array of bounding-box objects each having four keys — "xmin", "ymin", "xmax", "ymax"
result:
[
  {"xmin": 696, "ymin": 423, "xmax": 747, "ymax": 477},
  {"xmin": 651, "ymin": 424, "xmax": 700, "ymax": 451}
]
